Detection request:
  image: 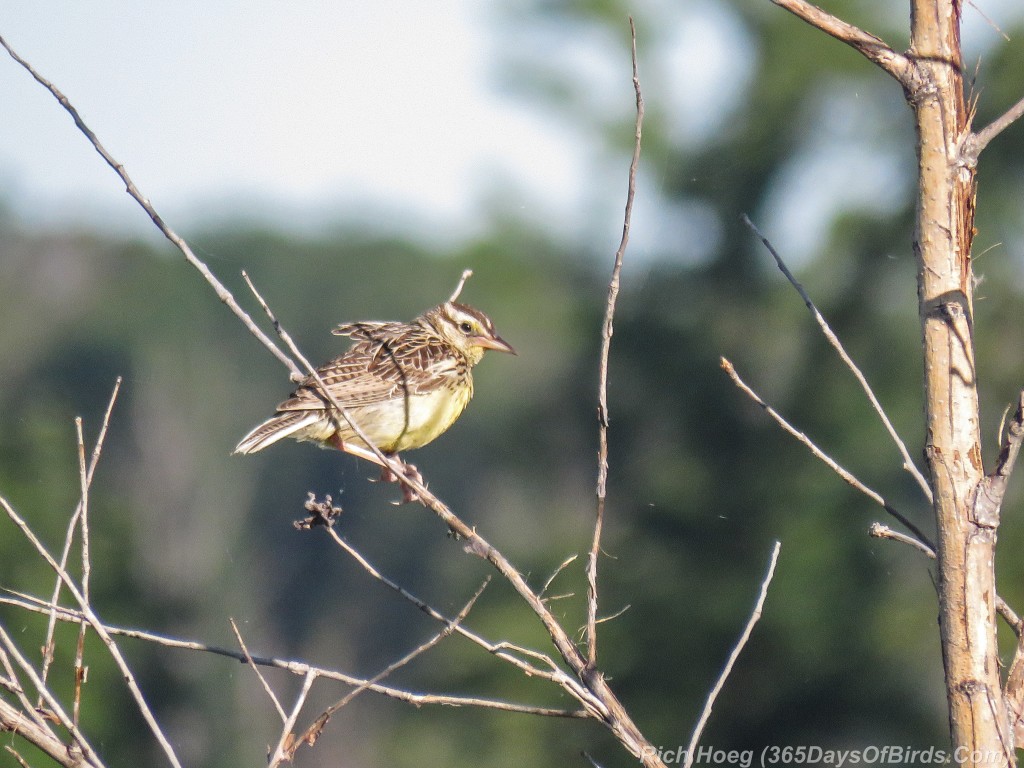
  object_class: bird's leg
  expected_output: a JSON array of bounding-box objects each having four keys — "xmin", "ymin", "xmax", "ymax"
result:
[
  {"xmin": 380, "ymin": 454, "xmax": 426, "ymax": 505},
  {"xmin": 329, "ymin": 436, "xmax": 425, "ymax": 504}
]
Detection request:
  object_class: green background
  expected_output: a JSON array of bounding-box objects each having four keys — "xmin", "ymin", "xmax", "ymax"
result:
[{"xmin": 3, "ymin": 2, "xmax": 1024, "ymax": 766}]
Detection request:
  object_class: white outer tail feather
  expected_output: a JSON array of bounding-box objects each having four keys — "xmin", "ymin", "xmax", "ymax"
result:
[{"xmin": 233, "ymin": 412, "xmax": 322, "ymax": 455}]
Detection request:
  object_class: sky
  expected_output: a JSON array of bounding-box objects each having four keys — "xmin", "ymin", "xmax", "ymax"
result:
[
  {"xmin": 0, "ymin": 2, "xmax": 631, "ymax": 248},
  {"xmin": 0, "ymin": 0, "xmax": 760, "ymax": 260},
  {"xmin": 2, "ymin": 1, "xmax": 1021, "ymax": 262}
]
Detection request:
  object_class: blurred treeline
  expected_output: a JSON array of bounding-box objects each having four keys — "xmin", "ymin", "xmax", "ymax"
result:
[{"xmin": 3, "ymin": 2, "xmax": 1024, "ymax": 767}]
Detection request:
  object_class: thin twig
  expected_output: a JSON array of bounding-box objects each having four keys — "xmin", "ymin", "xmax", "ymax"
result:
[
  {"xmin": 267, "ymin": 670, "xmax": 318, "ymax": 768},
  {"xmin": 1, "ymin": 495, "xmax": 184, "ymax": 768},
  {"xmin": 683, "ymin": 542, "xmax": 781, "ymax": 768},
  {"xmin": 0, "ymin": 648, "xmax": 58, "ymax": 748},
  {"xmin": 588, "ymin": 12, "xmax": 644, "ymax": 672},
  {"xmin": 0, "ymin": 36, "xmax": 300, "ymax": 379},
  {"xmin": 290, "ymin": 578, "xmax": 491, "ymax": 758},
  {"xmin": 1, "ymin": 592, "xmax": 588, "ymax": 719},
  {"xmin": 230, "ymin": 618, "xmax": 286, "ymax": 722},
  {"xmin": 867, "ymin": 522, "xmax": 1023, "ymax": 634},
  {"xmin": 741, "ymin": 214, "xmax": 933, "ymax": 504},
  {"xmin": 39, "ymin": 378, "xmax": 121, "ymax": 694},
  {"xmin": 0, "ymin": 626, "xmax": 105, "ymax": 768},
  {"xmin": 318, "ymin": 527, "xmax": 567, "ymax": 684},
  {"xmin": 540, "ymin": 554, "xmax": 579, "ymax": 599},
  {"xmin": 963, "ymin": 94, "xmax": 1024, "ymax": 165},
  {"xmin": 73, "ymin": 417, "xmax": 91, "ymax": 726},
  {"xmin": 721, "ymin": 357, "xmax": 933, "ymax": 549}
]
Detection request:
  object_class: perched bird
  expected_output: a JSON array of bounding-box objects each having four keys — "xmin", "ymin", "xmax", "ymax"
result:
[{"xmin": 234, "ymin": 290, "xmax": 514, "ymax": 497}]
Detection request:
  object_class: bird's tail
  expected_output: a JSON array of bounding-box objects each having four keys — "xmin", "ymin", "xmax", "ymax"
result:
[{"xmin": 233, "ymin": 411, "xmax": 322, "ymax": 455}]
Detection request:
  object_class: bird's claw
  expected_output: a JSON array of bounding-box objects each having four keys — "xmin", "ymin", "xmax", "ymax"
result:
[{"xmin": 376, "ymin": 459, "xmax": 427, "ymax": 505}]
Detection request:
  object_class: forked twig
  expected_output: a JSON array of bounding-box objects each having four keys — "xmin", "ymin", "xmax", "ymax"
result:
[
  {"xmin": 588, "ymin": 12, "xmax": 644, "ymax": 671},
  {"xmin": 0, "ymin": 626, "xmax": 105, "ymax": 768},
  {"xmin": 230, "ymin": 618, "xmax": 286, "ymax": 722},
  {"xmin": 1, "ymin": 591, "xmax": 586, "ymax": 718},
  {"xmin": 721, "ymin": 357, "xmax": 933, "ymax": 549},
  {"xmin": 683, "ymin": 542, "xmax": 781, "ymax": 768},
  {"xmin": 741, "ymin": 215, "xmax": 932, "ymax": 504},
  {"xmin": 40, "ymin": 378, "xmax": 121, "ymax": 692},
  {"xmin": 267, "ymin": 670, "xmax": 317, "ymax": 768},
  {"xmin": 1, "ymin": 496, "xmax": 184, "ymax": 768},
  {"xmin": 288, "ymin": 578, "xmax": 491, "ymax": 760}
]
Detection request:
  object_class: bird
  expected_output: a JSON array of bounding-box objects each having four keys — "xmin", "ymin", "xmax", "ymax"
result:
[{"xmin": 234, "ymin": 288, "xmax": 514, "ymax": 500}]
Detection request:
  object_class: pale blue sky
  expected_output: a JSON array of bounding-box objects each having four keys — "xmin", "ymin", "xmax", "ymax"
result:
[{"xmin": 2, "ymin": 2, "xmax": 1020, "ymax": 262}]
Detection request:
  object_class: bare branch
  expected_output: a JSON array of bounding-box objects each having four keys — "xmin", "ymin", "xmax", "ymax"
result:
[
  {"xmin": 0, "ymin": 698, "xmax": 100, "ymax": 768},
  {"xmin": 588, "ymin": 11, "xmax": 644, "ymax": 672},
  {"xmin": 742, "ymin": 215, "xmax": 933, "ymax": 504},
  {"xmin": 721, "ymin": 357, "xmax": 933, "ymax": 548},
  {"xmin": 869, "ymin": 522, "xmax": 936, "ymax": 559},
  {"xmin": 40, "ymin": 377, "xmax": 121, "ymax": 692},
  {"xmin": 290, "ymin": 578, "xmax": 491, "ymax": 759},
  {"xmin": 1, "ymin": 592, "xmax": 588, "ymax": 719},
  {"xmin": 962, "ymin": 94, "xmax": 1024, "ymax": 165},
  {"xmin": 230, "ymin": 618, "xmax": 286, "ymax": 723},
  {"xmin": 317, "ymin": 525, "xmax": 569, "ymax": 684},
  {"xmin": 0, "ymin": 626, "xmax": 105, "ymax": 768},
  {"xmin": 1, "ymin": 495, "xmax": 184, "ymax": 768},
  {"xmin": 73, "ymin": 417, "xmax": 91, "ymax": 726},
  {"xmin": 768, "ymin": 0, "xmax": 914, "ymax": 85},
  {"xmin": 268, "ymin": 670, "xmax": 318, "ymax": 768},
  {"xmin": 683, "ymin": 541, "xmax": 782, "ymax": 768},
  {"xmin": 540, "ymin": 554, "xmax": 579, "ymax": 599},
  {"xmin": 0, "ymin": 35, "xmax": 300, "ymax": 378}
]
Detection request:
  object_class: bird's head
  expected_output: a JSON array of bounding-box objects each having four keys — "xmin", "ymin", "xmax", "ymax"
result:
[{"xmin": 425, "ymin": 302, "xmax": 515, "ymax": 365}]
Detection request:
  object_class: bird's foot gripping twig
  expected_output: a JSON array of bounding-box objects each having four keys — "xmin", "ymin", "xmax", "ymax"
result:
[{"xmin": 375, "ymin": 457, "xmax": 426, "ymax": 505}]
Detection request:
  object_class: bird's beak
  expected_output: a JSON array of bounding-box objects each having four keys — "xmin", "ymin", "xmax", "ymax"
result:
[{"xmin": 476, "ymin": 334, "xmax": 517, "ymax": 355}]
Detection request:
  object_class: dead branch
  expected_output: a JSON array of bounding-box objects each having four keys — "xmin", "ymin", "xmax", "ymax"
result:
[
  {"xmin": 0, "ymin": 626, "xmax": 104, "ymax": 768},
  {"xmin": 288, "ymin": 578, "xmax": 491, "ymax": 761},
  {"xmin": 1, "ymin": 495, "xmax": 184, "ymax": 768},
  {"xmin": 40, "ymin": 377, "xmax": 121, "ymax": 692},
  {"xmin": 0, "ymin": 592, "xmax": 587, "ymax": 720},
  {"xmin": 230, "ymin": 618, "xmax": 286, "ymax": 722},
  {"xmin": 962, "ymin": 94, "xmax": 1024, "ymax": 165},
  {"xmin": 741, "ymin": 215, "xmax": 932, "ymax": 503},
  {"xmin": 768, "ymin": 0, "xmax": 913, "ymax": 86},
  {"xmin": 588, "ymin": 15, "xmax": 644, "ymax": 671},
  {"xmin": 683, "ymin": 542, "xmax": 781, "ymax": 768},
  {"xmin": 720, "ymin": 357, "xmax": 933, "ymax": 548}
]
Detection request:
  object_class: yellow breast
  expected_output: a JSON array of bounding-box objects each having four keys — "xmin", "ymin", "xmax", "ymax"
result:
[{"xmin": 339, "ymin": 379, "xmax": 474, "ymax": 453}]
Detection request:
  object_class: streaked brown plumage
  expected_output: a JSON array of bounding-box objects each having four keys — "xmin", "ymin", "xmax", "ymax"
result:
[{"xmin": 234, "ymin": 301, "xmax": 514, "ymax": 462}]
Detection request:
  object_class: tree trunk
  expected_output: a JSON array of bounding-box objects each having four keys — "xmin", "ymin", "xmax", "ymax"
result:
[{"xmin": 910, "ymin": 1, "xmax": 1012, "ymax": 764}]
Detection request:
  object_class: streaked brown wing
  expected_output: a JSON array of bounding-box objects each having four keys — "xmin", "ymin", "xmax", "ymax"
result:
[
  {"xmin": 331, "ymin": 321, "xmax": 409, "ymax": 342},
  {"xmin": 275, "ymin": 327, "xmax": 463, "ymax": 412}
]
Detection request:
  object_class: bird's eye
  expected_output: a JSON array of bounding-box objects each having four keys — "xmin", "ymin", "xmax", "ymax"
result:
[{"xmin": 459, "ymin": 321, "xmax": 474, "ymax": 334}]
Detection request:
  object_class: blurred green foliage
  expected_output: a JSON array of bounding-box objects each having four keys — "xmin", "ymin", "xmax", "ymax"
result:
[{"xmin": 3, "ymin": 2, "xmax": 1024, "ymax": 767}]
